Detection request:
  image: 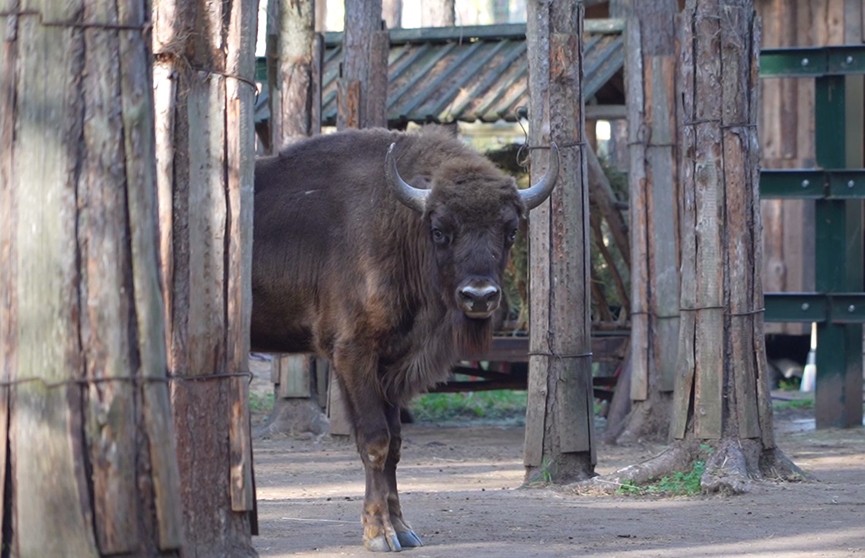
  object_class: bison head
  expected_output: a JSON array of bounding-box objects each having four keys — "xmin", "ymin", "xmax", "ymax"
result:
[{"xmin": 385, "ymin": 143, "xmax": 558, "ymax": 345}]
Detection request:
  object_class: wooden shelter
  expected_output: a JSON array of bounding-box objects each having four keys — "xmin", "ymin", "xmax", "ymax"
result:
[{"xmin": 254, "ymin": 20, "xmax": 625, "ymax": 132}]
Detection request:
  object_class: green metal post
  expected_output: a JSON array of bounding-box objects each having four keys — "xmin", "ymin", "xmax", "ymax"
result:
[{"xmin": 814, "ymin": 75, "xmax": 864, "ymax": 428}]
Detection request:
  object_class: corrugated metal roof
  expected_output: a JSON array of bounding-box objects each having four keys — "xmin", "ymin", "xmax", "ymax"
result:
[{"xmin": 255, "ymin": 20, "xmax": 624, "ymax": 127}]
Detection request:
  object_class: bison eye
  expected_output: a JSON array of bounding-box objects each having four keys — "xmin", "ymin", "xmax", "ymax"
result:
[
  {"xmin": 507, "ymin": 228, "xmax": 518, "ymax": 244},
  {"xmin": 431, "ymin": 227, "xmax": 449, "ymax": 246}
]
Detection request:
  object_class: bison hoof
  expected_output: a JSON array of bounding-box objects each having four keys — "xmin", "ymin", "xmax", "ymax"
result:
[
  {"xmin": 397, "ymin": 530, "xmax": 423, "ymax": 548},
  {"xmin": 365, "ymin": 533, "xmax": 402, "ymax": 552}
]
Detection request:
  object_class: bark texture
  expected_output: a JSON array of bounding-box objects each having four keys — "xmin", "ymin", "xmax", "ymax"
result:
[
  {"xmin": 582, "ymin": 0, "xmax": 804, "ymax": 497},
  {"xmin": 524, "ymin": 0, "xmax": 596, "ymax": 484},
  {"xmin": 266, "ymin": 0, "xmax": 318, "ymax": 152},
  {"xmin": 671, "ymin": 0, "xmax": 800, "ymax": 492},
  {"xmin": 0, "ymin": 1, "xmax": 182, "ymax": 555},
  {"xmin": 152, "ymin": 0, "xmax": 258, "ymax": 554},
  {"xmin": 338, "ymin": 0, "xmax": 387, "ymax": 129}
]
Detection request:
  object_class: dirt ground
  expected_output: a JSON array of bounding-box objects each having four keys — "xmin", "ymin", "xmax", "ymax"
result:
[{"xmin": 248, "ymin": 367, "xmax": 865, "ymax": 557}]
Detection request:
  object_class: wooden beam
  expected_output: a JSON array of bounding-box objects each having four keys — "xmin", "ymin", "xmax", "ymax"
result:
[{"xmin": 585, "ymin": 104, "xmax": 627, "ymax": 119}]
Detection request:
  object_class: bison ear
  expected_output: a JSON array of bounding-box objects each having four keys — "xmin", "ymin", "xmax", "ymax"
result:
[{"xmin": 386, "ymin": 143, "xmax": 430, "ymax": 213}]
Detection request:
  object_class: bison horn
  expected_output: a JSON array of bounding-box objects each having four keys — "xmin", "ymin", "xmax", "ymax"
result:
[
  {"xmin": 386, "ymin": 143, "xmax": 429, "ymax": 213},
  {"xmin": 520, "ymin": 143, "xmax": 559, "ymax": 210}
]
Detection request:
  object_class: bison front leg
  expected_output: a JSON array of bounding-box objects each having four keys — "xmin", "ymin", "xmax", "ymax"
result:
[
  {"xmin": 357, "ymin": 402, "xmax": 422, "ymax": 552},
  {"xmin": 384, "ymin": 403, "xmax": 423, "ymax": 549},
  {"xmin": 335, "ymin": 361, "xmax": 409, "ymax": 551}
]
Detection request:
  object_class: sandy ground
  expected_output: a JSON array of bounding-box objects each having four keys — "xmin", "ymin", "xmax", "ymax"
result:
[{"xmin": 247, "ymin": 364, "xmax": 865, "ymax": 558}]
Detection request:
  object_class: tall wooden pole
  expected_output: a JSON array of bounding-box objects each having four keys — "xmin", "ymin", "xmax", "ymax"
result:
[
  {"xmin": 0, "ymin": 1, "xmax": 182, "ymax": 554},
  {"xmin": 590, "ymin": 0, "xmax": 801, "ymax": 494},
  {"xmin": 152, "ymin": 0, "xmax": 257, "ymax": 554},
  {"xmin": 524, "ymin": 0, "xmax": 595, "ymax": 484},
  {"xmin": 338, "ymin": 0, "xmax": 388, "ymax": 129},
  {"xmin": 606, "ymin": 0, "xmax": 680, "ymax": 443},
  {"xmin": 670, "ymin": 0, "xmax": 801, "ymax": 492},
  {"xmin": 267, "ymin": 0, "xmax": 320, "ymax": 151}
]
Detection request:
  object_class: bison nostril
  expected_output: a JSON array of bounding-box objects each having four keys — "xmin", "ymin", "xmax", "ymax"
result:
[
  {"xmin": 460, "ymin": 285, "xmax": 498, "ymax": 301},
  {"xmin": 480, "ymin": 289, "xmax": 499, "ymax": 303},
  {"xmin": 458, "ymin": 284, "xmax": 501, "ymax": 314}
]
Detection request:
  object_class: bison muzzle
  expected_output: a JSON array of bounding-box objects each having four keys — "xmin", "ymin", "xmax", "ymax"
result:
[{"xmin": 251, "ymin": 127, "xmax": 557, "ymax": 551}]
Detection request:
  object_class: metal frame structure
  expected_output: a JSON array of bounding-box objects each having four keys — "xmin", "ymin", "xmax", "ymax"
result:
[{"xmin": 761, "ymin": 46, "xmax": 865, "ymax": 428}]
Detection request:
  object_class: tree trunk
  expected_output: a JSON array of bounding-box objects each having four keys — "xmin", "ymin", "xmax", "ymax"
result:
[
  {"xmin": 383, "ymin": 0, "xmax": 403, "ymax": 29},
  {"xmin": 583, "ymin": 0, "xmax": 803, "ymax": 494},
  {"xmin": 524, "ymin": 0, "xmax": 596, "ymax": 484},
  {"xmin": 0, "ymin": 1, "xmax": 183, "ymax": 555},
  {"xmin": 152, "ymin": 1, "xmax": 258, "ymax": 555},
  {"xmin": 422, "ymin": 0, "xmax": 456, "ymax": 26},
  {"xmin": 672, "ymin": 0, "xmax": 797, "ymax": 491},
  {"xmin": 267, "ymin": 0, "xmax": 319, "ymax": 152},
  {"xmin": 606, "ymin": 0, "xmax": 680, "ymax": 444},
  {"xmin": 338, "ymin": 0, "xmax": 387, "ymax": 130}
]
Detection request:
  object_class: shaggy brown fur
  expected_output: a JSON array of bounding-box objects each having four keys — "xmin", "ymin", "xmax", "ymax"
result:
[{"xmin": 251, "ymin": 126, "xmax": 549, "ymax": 552}]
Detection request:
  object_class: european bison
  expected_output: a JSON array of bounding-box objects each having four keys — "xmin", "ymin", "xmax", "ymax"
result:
[{"xmin": 251, "ymin": 127, "xmax": 557, "ymax": 551}]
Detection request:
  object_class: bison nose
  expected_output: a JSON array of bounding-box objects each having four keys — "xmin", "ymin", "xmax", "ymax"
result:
[{"xmin": 457, "ymin": 282, "xmax": 501, "ymax": 319}]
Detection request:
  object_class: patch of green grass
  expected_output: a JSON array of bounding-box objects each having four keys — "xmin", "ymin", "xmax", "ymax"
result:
[
  {"xmin": 773, "ymin": 397, "xmax": 813, "ymax": 411},
  {"xmin": 538, "ymin": 458, "xmax": 554, "ymax": 484},
  {"xmin": 776, "ymin": 378, "xmax": 801, "ymax": 391},
  {"xmin": 410, "ymin": 390, "xmax": 527, "ymax": 423},
  {"xmin": 617, "ymin": 460, "xmax": 706, "ymax": 496},
  {"xmin": 249, "ymin": 391, "xmax": 275, "ymax": 414}
]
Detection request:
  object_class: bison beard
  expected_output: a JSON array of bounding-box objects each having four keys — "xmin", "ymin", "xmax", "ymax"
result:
[
  {"xmin": 452, "ymin": 310, "xmax": 494, "ymax": 357},
  {"xmin": 251, "ymin": 127, "xmax": 557, "ymax": 551}
]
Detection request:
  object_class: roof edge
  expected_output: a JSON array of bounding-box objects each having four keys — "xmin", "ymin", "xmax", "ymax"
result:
[{"xmin": 322, "ymin": 18, "xmax": 624, "ymax": 47}]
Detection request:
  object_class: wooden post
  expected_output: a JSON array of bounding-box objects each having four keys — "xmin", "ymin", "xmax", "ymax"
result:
[
  {"xmin": 0, "ymin": 1, "xmax": 182, "ymax": 554},
  {"xmin": 338, "ymin": 0, "xmax": 388, "ymax": 130},
  {"xmin": 152, "ymin": 0, "xmax": 257, "ymax": 553},
  {"xmin": 673, "ymin": 0, "xmax": 771, "ymax": 444},
  {"xmin": 327, "ymin": 372, "xmax": 353, "ymax": 437},
  {"xmin": 267, "ymin": 0, "xmax": 317, "ymax": 151},
  {"xmin": 524, "ymin": 0, "xmax": 595, "ymax": 484},
  {"xmin": 274, "ymin": 355, "xmax": 313, "ymax": 398},
  {"xmin": 603, "ymin": 0, "xmax": 680, "ymax": 443}
]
